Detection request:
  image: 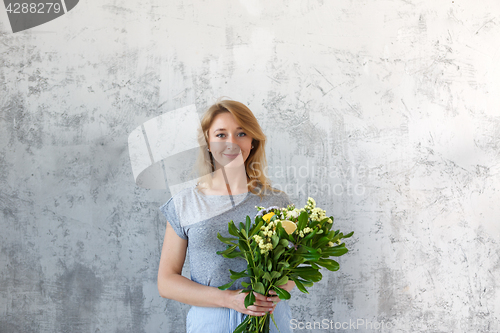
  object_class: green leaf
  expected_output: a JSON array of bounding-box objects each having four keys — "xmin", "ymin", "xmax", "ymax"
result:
[
  {"xmin": 239, "ymin": 222, "xmax": 248, "ymax": 239},
  {"xmin": 272, "ymin": 286, "xmax": 291, "ymax": 300},
  {"xmin": 218, "ymin": 279, "xmax": 236, "ymax": 290},
  {"xmin": 301, "ymin": 252, "xmax": 321, "ymax": 261},
  {"xmin": 267, "ymin": 259, "xmax": 272, "ymax": 271},
  {"xmin": 275, "ymin": 275, "xmax": 288, "ymax": 286},
  {"xmin": 216, "ymin": 232, "xmax": 238, "ymax": 244},
  {"xmin": 330, "ymin": 232, "xmax": 342, "ymax": 244},
  {"xmin": 298, "ymin": 278, "xmax": 314, "ymax": 287},
  {"xmin": 253, "ymin": 282, "xmax": 265, "ymax": 295},
  {"xmin": 343, "ymin": 231, "xmax": 354, "ymax": 238},
  {"xmin": 245, "ymin": 216, "xmax": 251, "ymax": 235},
  {"xmin": 270, "ymin": 270, "xmax": 281, "ymax": 279},
  {"xmin": 316, "ymin": 236, "xmax": 331, "ymax": 248},
  {"xmin": 273, "ymin": 246, "xmax": 285, "ymax": 261},
  {"xmin": 249, "ymin": 220, "xmax": 263, "ymax": 237},
  {"xmin": 244, "ymin": 291, "xmax": 255, "ymax": 308},
  {"xmin": 217, "ymin": 244, "xmax": 237, "ymax": 255},
  {"xmin": 308, "ymin": 262, "xmax": 320, "ymax": 269},
  {"xmin": 302, "ymin": 229, "xmax": 318, "ymax": 242},
  {"xmin": 254, "ymin": 249, "xmax": 261, "ymax": 262},
  {"xmin": 229, "ymin": 269, "xmax": 249, "ymax": 279},
  {"xmin": 300, "ymin": 245, "xmax": 319, "ymax": 254},
  {"xmin": 327, "ymin": 230, "xmax": 335, "ymax": 239},
  {"xmin": 323, "ymin": 245, "xmax": 348, "ymax": 257},
  {"xmin": 275, "ymin": 222, "xmax": 287, "ymax": 240},
  {"xmin": 270, "ymin": 313, "xmax": 280, "ymax": 333},
  {"xmin": 240, "ymin": 228, "xmax": 248, "ymax": 239},
  {"xmin": 224, "ymin": 251, "xmax": 245, "ymax": 259},
  {"xmin": 262, "ymin": 272, "xmax": 272, "ymax": 281},
  {"xmin": 291, "ymin": 266, "xmax": 317, "ymax": 274},
  {"xmin": 317, "ymin": 258, "xmax": 340, "ymax": 271},
  {"xmin": 291, "ymin": 267, "xmax": 322, "ymax": 282},
  {"xmin": 238, "ymin": 240, "xmax": 250, "ymax": 252},
  {"xmin": 278, "ymin": 261, "xmax": 290, "ymax": 269},
  {"xmin": 228, "ymin": 221, "xmax": 240, "ymax": 237},
  {"xmin": 319, "ymin": 217, "xmax": 330, "ymax": 225},
  {"xmin": 271, "ymin": 234, "xmax": 279, "ymax": 249},
  {"xmin": 297, "ymin": 211, "xmax": 308, "ymax": 231},
  {"xmin": 241, "ymin": 281, "xmax": 250, "ymax": 288},
  {"xmin": 279, "ymin": 239, "xmax": 289, "ymax": 247},
  {"xmin": 245, "ymin": 252, "xmax": 254, "ymax": 267},
  {"xmin": 290, "ymin": 276, "xmax": 309, "ymax": 294},
  {"xmin": 289, "ymin": 256, "xmax": 306, "ymax": 267},
  {"xmin": 233, "ymin": 315, "xmax": 251, "ymax": 333},
  {"xmin": 254, "ymin": 266, "xmax": 264, "ymax": 278}
]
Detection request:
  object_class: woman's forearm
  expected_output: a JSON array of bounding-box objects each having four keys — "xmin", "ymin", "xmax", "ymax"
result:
[{"xmin": 158, "ymin": 273, "xmax": 231, "ymax": 308}]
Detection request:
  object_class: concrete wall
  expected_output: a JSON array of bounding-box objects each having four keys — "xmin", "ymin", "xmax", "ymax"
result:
[{"xmin": 1, "ymin": 0, "xmax": 499, "ymax": 332}]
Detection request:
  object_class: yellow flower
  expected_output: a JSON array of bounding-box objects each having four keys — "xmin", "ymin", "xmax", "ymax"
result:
[{"xmin": 263, "ymin": 212, "xmax": 275, "ymax": 222}]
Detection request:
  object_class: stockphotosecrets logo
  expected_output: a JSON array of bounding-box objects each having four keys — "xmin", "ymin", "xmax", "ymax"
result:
[{"xmin": 3, "ymin": 0, "xmax": 79, "ymax": 33}]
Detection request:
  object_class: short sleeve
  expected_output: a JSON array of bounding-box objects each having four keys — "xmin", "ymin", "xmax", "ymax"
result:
[{"xmin": 159, "ymin": 197, "xmax": 188, "ymax": 240}]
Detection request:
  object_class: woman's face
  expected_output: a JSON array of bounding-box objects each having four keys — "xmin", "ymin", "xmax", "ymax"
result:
[{"xmin": 208, "ymin": 112, "xmax": 253, "ymax": 169}]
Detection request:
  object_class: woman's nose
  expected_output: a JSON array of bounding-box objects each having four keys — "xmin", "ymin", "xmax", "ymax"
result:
[
  {"xmin": 225, "ymin": 136, "xmax": 240, "ymax": 151},
  {"xmin": 225, "ymin": 134, "xmax": 238, "ymax": 145}
]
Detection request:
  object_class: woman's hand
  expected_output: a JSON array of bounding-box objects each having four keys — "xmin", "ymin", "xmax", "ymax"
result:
[
  {"xmin": 267, "ymin": 280, "xmax": 296, "ymax": 313},
  {"xmin": 226, "ymin": 290, "xmax": 277, "ymax": 316}
]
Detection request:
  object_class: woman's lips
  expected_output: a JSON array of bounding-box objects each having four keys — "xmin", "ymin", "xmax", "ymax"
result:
[{"xmin": 224, "ymin": 153, "xmax": 239, "ymax": 158}]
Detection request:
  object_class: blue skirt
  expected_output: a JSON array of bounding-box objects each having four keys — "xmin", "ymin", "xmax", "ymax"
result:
[{"xmin": 186, "ymin": 300, "xmax": 292, "ymax": 333}]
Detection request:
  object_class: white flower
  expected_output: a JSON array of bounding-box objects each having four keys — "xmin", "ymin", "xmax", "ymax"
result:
[{"xmin": 286, "ymin": 209, "xmax": 300, "ymax": 219}]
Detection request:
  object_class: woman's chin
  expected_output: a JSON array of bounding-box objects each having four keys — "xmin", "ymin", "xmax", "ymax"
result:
[{"xmin": 217, "ymin": 156, "xmax": 245, "ymax": 168}]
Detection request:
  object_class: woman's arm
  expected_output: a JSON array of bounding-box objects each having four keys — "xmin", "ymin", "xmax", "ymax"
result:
[{"xmin": 157, "ymin": 221, "xmax": 279, "ymax": 316}]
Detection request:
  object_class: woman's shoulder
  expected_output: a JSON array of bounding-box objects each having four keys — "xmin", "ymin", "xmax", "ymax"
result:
[{"xmin": 159, "ymin": 184, "xmax": 198, "ymax": 208}]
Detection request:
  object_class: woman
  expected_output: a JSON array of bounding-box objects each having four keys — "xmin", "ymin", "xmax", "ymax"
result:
[{"xmin": 158, "ymin": 99, "xmax": 295, "ymax": 333}]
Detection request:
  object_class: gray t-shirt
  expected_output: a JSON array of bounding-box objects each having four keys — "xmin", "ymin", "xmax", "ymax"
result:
[{"xmin": 159, "ymin": 183, "xmax": 293, "ymax": 290}]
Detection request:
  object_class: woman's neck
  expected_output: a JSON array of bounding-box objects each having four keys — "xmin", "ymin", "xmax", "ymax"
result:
[{"xmin": 210, "ymin": 166, "xmax": 249, "ymax": 195}]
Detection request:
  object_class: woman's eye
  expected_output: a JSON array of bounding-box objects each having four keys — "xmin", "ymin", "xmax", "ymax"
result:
[{"xmin": 215, "ymin": 133, "xmax": 246, "ymax": 138}]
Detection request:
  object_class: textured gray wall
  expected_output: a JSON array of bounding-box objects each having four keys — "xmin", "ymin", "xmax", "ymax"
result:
[{"xmin": 1, "ymin": 1, "xmax": 499, "ymax": 332}]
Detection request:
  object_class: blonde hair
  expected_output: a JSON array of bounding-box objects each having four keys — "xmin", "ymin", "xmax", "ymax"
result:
[{"xmin": 195, "ymin": 98, "xmax": 282, "ymax": 200}]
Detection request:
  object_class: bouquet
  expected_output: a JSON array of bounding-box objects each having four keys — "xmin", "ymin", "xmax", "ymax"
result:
[{"xmin": 216, "ymin": 197, "xmax": 354, "ymax": 333}]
